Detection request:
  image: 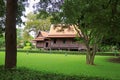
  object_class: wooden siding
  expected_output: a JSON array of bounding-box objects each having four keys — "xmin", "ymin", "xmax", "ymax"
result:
[
  {"xmin": 46, "ymin": 38, "xmax": 86, "ymax": 50},
  {"xmin": 36, "ymin": 38, "xmax": 86, "ymax": 50},
  {"xmin": 36, "ymin": 41, "xmax": 45, "ymax": 48}
]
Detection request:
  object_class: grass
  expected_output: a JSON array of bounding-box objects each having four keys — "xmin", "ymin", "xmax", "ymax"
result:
[{"xmin": 0, "ymin": 51, "xmax": 120, "ymax": 80}]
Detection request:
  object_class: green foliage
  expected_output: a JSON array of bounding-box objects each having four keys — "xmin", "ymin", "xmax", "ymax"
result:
[
  {"xmin": 0, "ymin": 36, "xmax": 5, "ymax": 48},
  {"xmin": 23, "ymin": 42, "xmax": 32, "ymax": 50},
  {"xmin": 23, "ymin": 31, "xmax": 33, "ymax": 42},
  {"xmin": 0, "ymin": 0, "xmax": 25, "ymax": 26},
  {"xmin": 23, "ymin": 46, "xmax": 31, "ymax": 50},
  {"xmin": 62, "ymin": 0, "xmax": 105, "ymax": 34},
  {"xmin": 0, "ymin": 0, "xmax": 5, "ymax": 17},
  {"xmin": 75, "ymin": 37, "xmax": 84, "ymax": 43},
  {"xmin": 49, "ymin": 0, "xmax": 120, "ymax": 64},
  {"xmin": 37, "ymin": 10, "xmax": 50, "ymax": 19},
  {"xmin": 50, "ymin": 0, "xmax": 120, "ymax": 45},
  {"xmin": 0, "ymin": 0, "xmax": 25, "ymax": 35},
  {"xmin": 15, "ymin": 49, "xmax": 119, "ymax": 56},
  {"xmin": 17, "ymin": 0, "xmax": 26, "ymax": 26},
  {"xmin": 17, "ymin": 28, "xmax": 24, "ymax": 48},
  {"xmin": 99, "ymin": 45, "xmax": 112, "ymax": 52},
  {"xmin": 55, "ymin": 0, "xmax": 109, "ymax": 64},
  {"xmin": 0, "ymin": 66, "xmax": 109, "ymax": 80},
  {"xmin": 25, "ymin": 12, "xmax": 51, "ymax": 35}
]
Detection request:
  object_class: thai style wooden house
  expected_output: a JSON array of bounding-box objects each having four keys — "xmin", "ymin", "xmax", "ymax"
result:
[{"xmin": 33, "ymin": 24, "xmax": 86, "ymax": 50}]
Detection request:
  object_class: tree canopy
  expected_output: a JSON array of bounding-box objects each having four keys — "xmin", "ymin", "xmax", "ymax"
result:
[
  {"xmin": 24, "ymin": 12, "xmax": 51, "ymax": 35},
  {"xmin": 46, "ymin": 0, "xmax": 120, "ymax": 64}
]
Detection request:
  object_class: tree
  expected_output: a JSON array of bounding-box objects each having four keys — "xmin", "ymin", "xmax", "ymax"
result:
[
  {"xmin": 33, "ymin": 0, "xmax": 102, "ymax": 65},
  {"xmin": 58, "ymin": 0, "xmax": 120, "ymax": 65},
  {"xmin": 50, "ymin": 0, "xmax": 102, "ymax": 65},
  {"xmin": 4, "ymin": 0, "xmax": 29, "ymax": 69},
  {"xmin": 49, "ymin": 0, "xmax": 112, "ymax": 65},
  {"xmin": 107, "ymin": 0, "xmax": 120, "ymax": 44},
  {"xmin": 5, "ymin": 0, "xmax": 18, "ymax": 68},
  {"xmin": 17, "ymin": 28, "xmax": 24, "ymax": 48},
  {"xmin": 33, "ymin": 0, "xmax": 120, "ymax": 64},
  {"xmin": 23, "ymin": 30, "xmax": 33, "ymax": 42},
  {"xmin": 25, "ymin": 12, "xmax": 51, "ymax": 35},
  {"xmin": 34, "ymin": 0, "xmax": 63, "ymax": 13}
]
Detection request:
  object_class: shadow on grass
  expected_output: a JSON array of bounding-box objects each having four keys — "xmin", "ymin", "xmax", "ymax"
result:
[
  {"xmin": 108, "ymin": 57, "xmax": 120, "ymax": 63},
  {"xmin": 0, "ymin": 65, "xmax": 110, "ymax": 80}
]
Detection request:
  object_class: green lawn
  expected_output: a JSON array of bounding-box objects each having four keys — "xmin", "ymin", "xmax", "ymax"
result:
[{"xmin": 0, "ymin": 51, "xmax": 120, "ymax": 80}]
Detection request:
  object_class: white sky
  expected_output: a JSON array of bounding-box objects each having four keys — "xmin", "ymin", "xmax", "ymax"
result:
[
  {"xmin": 21, "ymin": 0, "xmax": 40, "ymax": 22},
  {"xmin": 25, "ymin": 0, "xmax": 40, "ymax": 14},
  {"xmin": 19, "ymin": 0, "xmax": 40, "ymax": 37}
]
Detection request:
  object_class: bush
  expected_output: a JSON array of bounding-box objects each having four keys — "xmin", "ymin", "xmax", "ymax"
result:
[
  {"xmin": 23, "ymin": 42, "xmax": 32, "ymax": 50},
  {"xmin": 23, "ymin": 46, "xmax": 31, "ymax": 50},
  {"xmin": 0, "ymin": 66, "xmax": 110, "ymax": 80}
]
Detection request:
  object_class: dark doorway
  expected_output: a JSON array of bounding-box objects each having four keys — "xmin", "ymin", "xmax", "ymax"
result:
[
  {"xmin": 46, "ymin": 42, "xmax": 48, "ymax": 47},
  {"xmin": 53, "ymin": 39, "xmax": 57, "ymax": 44}
]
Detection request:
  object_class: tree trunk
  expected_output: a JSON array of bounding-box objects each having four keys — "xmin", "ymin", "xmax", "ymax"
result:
[
  {"xmin": 89, "ymin": 52, "xmax": 96, "ymax": 65},
  {"xmin": 73, "ymin": 25, "xmax": 97, "ymax": 65},
  {"xmin": 91, "ymin": 44, "xmax": 97, "ymax": 65},
  {"xmin": 86, "ymin": 51, "xmax": 96, "ymax": 65},
  {"xmin": 86, "ymin": 42, "xmax": 97, "ymax": 65},
  {"xmin": 86, "ymin": 48, "xmax": 90, "ymax": 64},
  {"xmin": 86, "ymin": 44, "xmax": 97, "ymax": 65},
  {"xmin": 5, "ymin": 0, "xmax": 18, "ymax": 69}
]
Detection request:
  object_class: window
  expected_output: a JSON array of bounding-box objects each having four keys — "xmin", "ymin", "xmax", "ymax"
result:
[
  {"xmin": 72, "ymin": 39, "xmax": 75, "ymax": 43},
  {"xmin": 63, "ymin": 39, "xmax": 66, "ymax": 44},
  {"xmin": 53, "ymin": 39, "xmax": 57, "ymax": 44}
]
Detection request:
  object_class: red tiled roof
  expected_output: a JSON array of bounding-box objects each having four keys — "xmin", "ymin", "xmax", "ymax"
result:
[
  {"xmin": 33, "ymin": 31, "xmax": 48, "ymax": 41},
  {"xmin": 33, "ymin": 24, "xmax": 80, "ymax": 41},
  {"xmin": 47, "ymin": 25, "xmax": 77, "ymax": 38},
  {"xmin": 41, "ymin": 31, "xmax": 48, "ymax": 37}
]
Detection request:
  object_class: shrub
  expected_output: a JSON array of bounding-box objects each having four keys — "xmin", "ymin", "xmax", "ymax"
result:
[
  {"xmin": 0, "ymin": 66, "xmax": 110, "ymax": 80},
  {"xmin": 23, "ymin": 42, "xmax": 32, "ymax": 50}
]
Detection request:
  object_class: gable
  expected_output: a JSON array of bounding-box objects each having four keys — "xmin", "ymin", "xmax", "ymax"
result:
[{"xmin": 33, "ymin": 31, "xmax": 48, "ymax": 41}]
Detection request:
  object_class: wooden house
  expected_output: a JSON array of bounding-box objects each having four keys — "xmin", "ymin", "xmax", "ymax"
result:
[{"xmin": 33, "ymin": 24, "xmax": 86, "ymax": 51}]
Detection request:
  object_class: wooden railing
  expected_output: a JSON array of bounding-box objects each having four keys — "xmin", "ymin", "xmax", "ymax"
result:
[{"xmin": 49, "ymin": 43, "xmax": 86, "ymax": 50}]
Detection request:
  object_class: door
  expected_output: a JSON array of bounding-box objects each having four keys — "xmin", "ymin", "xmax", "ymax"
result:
[{"xmin": 45, "ymin": 42, "xmax": 48, "ymax": 47}]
